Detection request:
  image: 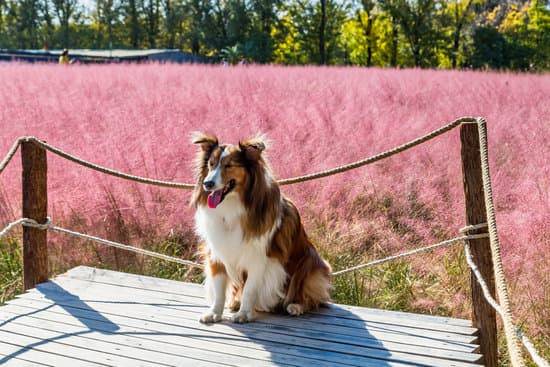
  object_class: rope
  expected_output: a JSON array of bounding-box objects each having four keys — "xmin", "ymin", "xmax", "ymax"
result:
[
  {"xmin": 0, "ymin": 218, "xmax": 203, "ymax": 269},
  {"xmin": 464, "ymin": 244, "xmax": 549, "ymax": 367},
  {"xmin": 25, "ymin": 137, "xmax": 195, "ymax": 190},
  {"xmin": 476, "ymin": 118, "xmax": 525, "ymax": 366},
  {"xmin": 0, "ymin": 218, "xmax": 30, "ymax": 238},
  {"xmin": 517, "ymin": 330, "xmax": 550, "ymax": 367},
  {"xmin": 0, "ymin": 116, "xmax": 479, "ymax": 189},
  {"xmin": 331, "ymin": 233, "xmax": 489, "ymax": 276},
  {"xmin": 459, "ymin": 222, "xmax": 488, "ymax": 234},
  {"xmin": 0, "ymin": 137, "xmax": 24, "ymax": 175},
  {"xmin": 278, "ymin": 116, "xmax": 478, "ymax": 185}
]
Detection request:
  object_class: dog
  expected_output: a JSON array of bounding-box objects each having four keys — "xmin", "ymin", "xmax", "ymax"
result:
[{"xmin": 191, "ymin": 132, "xmax": 331, "ymax": 323}]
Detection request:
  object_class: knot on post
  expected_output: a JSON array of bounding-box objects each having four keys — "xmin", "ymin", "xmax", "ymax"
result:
[
  {"xmin": 21, "ymin": 217, "xmax": 52, "ymax": 230},
  {"xmin": 459, "ymin": 222, "xmax": 489, "ymax": 235}
]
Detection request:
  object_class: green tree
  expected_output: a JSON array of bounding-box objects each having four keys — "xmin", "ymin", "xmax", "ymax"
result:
[
  {"xmin": 276, "ymin": 0, "xmax": 347, "ymax": 64},
  {"xmin": 358, "ymin": 0, "xmax": 377, "ymax": 66},
  {"xmin": 444, "ymin": 0, "xmax": 476, "ymax": 68},
  {"xmin": 143, "ymin": 0, "xmax": 160, "ymax": 47},
  {"xmin": 52, "ymin": 0, "xmax": 79, "ymax": 47},
  {"xmin": 499, "ymin": 0, "xmax": 550, "ymax": 70},
  {"xmin": 16, "ymin": 0, "xmax": 41, "ymax": 48},
  {"xmin": 124, "ymin": 0, "xmax": 141, "ymax": 47},
  {"xmin": 380, "ymin": 0, "xmax": 442, "ymax": 67}
]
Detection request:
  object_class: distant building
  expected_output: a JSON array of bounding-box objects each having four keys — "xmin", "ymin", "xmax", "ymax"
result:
[{"xmin": 0, "ymin": 49, "xmax": 208, "ymax": 64}]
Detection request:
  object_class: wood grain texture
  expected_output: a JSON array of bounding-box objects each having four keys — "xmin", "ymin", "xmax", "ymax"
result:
[
  {"xmin": 461, "ymin": 123, "xmax": 498, "ymax": 367},
  {"xmin": 21, "ymin": 141, "xmax": 48, "ymax": 290}
]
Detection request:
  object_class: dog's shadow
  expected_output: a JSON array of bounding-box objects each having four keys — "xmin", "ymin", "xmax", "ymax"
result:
[{"xmin": 219, "ymin": 304, "xmax": 396, "ymax": 367}]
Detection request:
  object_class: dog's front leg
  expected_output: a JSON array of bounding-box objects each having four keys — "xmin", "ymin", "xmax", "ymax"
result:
[
  {"xmin": 200, "ymin": 271, "xmax": 227, "ymax": 323},
  {"xmin": 231, "ymin": 266, "xmax": 261, "ymax": 323}
]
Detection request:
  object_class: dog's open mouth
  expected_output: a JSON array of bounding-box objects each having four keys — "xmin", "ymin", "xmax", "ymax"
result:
[{"xmin": 207, "ymin": 180, "xmax": 235, "ymax": 209}]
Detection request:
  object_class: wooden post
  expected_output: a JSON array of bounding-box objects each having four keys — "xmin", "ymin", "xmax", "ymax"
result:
[
  {"xmin": 460, "ymin": 124, "xmax": 498, "ymax": 367},
  {"xmin": 21, "ymin": 141, "xmax": 48, "ymax": 290}
]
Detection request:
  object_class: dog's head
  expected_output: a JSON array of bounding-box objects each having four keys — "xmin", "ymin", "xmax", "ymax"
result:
[{"xmin": 191, "ymin": 132, "xmax": 268, "ymax": 209}]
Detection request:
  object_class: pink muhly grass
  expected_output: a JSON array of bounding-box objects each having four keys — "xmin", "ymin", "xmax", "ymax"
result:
[{"xmin": 0, "ymin": 63, "xmax": 548, "ymax": 334}]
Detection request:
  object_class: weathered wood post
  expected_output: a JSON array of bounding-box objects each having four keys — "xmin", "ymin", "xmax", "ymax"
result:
[
  {"xmin": 21, "ymin": 140, "xmax": 48, "ymax": 290},
  {"xmin": 460, "ymin": 123, "xmax": 498, "ymax": 367}
]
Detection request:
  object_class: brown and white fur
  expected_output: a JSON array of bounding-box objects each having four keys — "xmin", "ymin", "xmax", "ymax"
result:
[{"xmin": 191, "ymin": 132, "xmax": 331, "ymax": 323}]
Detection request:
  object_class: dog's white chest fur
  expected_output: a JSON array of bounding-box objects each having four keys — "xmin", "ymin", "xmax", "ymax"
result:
[{"xmin": 195, "ymin": 194, "xmax": 286, "ymax": 311}]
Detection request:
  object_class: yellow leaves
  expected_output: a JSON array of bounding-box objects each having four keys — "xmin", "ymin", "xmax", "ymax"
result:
[
  {"xmin": 271, "ymin": 15, "xmax": 305, "ymax": 64},
  {"xmin": 499, "ymin": 3, "xmax": 529, "ymax": 34},
  {"xmin": 339, "ymin": 17, "xmax": 368, "ymax": 65}
]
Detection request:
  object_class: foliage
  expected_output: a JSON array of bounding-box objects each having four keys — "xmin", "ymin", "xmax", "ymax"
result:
[
  {"xmin": 0, "ymin": 0, "xmax": 548, "ymax": 69},
  {"xmin": 0, "ymin": 237, "xmax": 22, "ymax": 304}
]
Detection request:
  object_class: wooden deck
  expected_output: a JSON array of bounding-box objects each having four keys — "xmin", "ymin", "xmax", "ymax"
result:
[{"xmin": 0, "ymin": 266, "xmax": 483, "ymax": 366}]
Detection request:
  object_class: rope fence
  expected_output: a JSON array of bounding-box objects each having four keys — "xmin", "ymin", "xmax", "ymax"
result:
[
  {"xmin": 0, "ymin": 116, "xmax": 548, "ymax": 367},
  {"xmin": 464, "ymin": 243, "xmax": 549, "ymax": 367}
]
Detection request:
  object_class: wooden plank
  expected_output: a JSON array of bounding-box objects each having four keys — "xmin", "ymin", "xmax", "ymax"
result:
[
  {"xmin": 0, "ymin": 321, "xmax": 236, "ymax": 367},
  {"xmin": 0, "ymin": 303, "xmax": 411, "ymax": 367},
  {"xmin": 0, "ymin": 329, "xmax": 174, "ymax": 367},
  {"xmin": 61, "ymin": 268, "xmax": 477, "ymax": 335},
  {"xmin": 0, "ymin": 352, "xmax": 50, "ymax": 367},
  {"xmin": 21, "ymin": 141, "xmax": 48, "ymax": 290},
  {"xmin": 8, "ymin": 294, "xmax": 482, "ymax": 366},
  {"xmin": 0, "ymin": 339, "xmax": 108, "ymax": 367},
  {"xmin": 25, "ymin": 282, "xmax": 480, "ymax": 354},
  {"xmin": 65, "ymin": 266, "xmax": 473, "ymax": 327},
  {"xmin": 460, "ymin": 123, "xmax": 498, "ymax": 367}
]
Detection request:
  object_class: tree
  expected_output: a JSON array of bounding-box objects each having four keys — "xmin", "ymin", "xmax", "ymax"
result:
[
  {"xmin": 143, "ymin": 0, "xmax": 159, "ymax": 47},
  {"xmin": 445, "ymin": 0, "xmax": 476, "ymax": 68},
  {"xmin": 380, "ymin": 0, "xmax": 442, "ymax": 67},
  {"xmin": 16, "ymin": 0, "xmax": 41, "ymax": 48},
  {"xmin": 124, "ymin": 0, "xmax": 141, "ymax": 47},
  {"xmin": 40, "ymin": 0, "xmax": 54, "ymax": 48},
  {"xmin": 52, "ymin": 0, "xmax": 79, "ymax": 47},
  {"xmin": 94, "ymin": 0, "xmax": 122, "ymax": 49},
  {"xmin": 499, "ymin": 0, "xmax": 550, "ymax": 70},
  {"xmin": 276, "ymin": 0, "xmax": 346, "ymax": 64},
  {"xmin": 358, "ymin": 0, "xmax": 377, "ymax": 66},
  {"xmin": 246, "ymin": 0, "xmax": 280, "ymax": 62}
]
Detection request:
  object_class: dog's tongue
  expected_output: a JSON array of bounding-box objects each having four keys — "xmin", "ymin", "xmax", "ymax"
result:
[{"xmin": 207, "ymin": 190, "xmax": 223, "ymax": 209}]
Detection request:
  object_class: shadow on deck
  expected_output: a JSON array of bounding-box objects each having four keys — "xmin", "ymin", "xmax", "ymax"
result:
[{"xmin": 0, "ymin": 266, "xmax": 482, "ymax": 366}]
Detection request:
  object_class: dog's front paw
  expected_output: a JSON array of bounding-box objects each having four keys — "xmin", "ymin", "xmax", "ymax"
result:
[
  {"xmin": 231, "ymin": 309, "xmax": 256, "ymax": 323},
  {"xmin": 286, "ymin": 303, "xmax": 304, "ymax": 316},
  {"xmin": 200, "ymin": 310, "xmax": 223, "ymax": 324}
]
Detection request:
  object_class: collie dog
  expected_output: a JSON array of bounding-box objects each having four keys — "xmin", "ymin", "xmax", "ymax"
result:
[{"xmin": 191, "ymin": 132, "xmax": 331, "ymax": 323}]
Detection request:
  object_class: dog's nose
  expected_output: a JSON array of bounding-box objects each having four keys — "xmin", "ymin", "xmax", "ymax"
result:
[{"xmin": 203, "ymin": 180, "xmax": 215, "ymax": 190}]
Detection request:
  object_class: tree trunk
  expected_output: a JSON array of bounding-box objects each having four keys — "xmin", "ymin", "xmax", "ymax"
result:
[
  {"xmin": 129, "ymin": 0, "xmax": 139, "ymax": 48},
  {"xmin": 319, "ymin": 0, "xmax": 326, "ymax": 65},
  {"xmin": 359, "ymin": 10, "xmax": 374, "ymax": 67},
  {"xmin": 390, "ymin": 15, "xmax": 398, "ymax": 67},
  {"xmin": 452, "ymin": 28, "xmax": 460, "ymax": 68}
]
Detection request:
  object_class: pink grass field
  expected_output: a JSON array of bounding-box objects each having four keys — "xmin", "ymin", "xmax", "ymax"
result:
[{"xmin": 0, "ymin": 63, "xmax": 549, "ymax": 338}]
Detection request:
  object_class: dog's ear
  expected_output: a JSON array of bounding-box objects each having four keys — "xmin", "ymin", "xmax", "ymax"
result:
[
  {"xmin": 191, "ymin": 131, "xmax": 218, "ymax": 152},
  {"xmin": 239, "ymin": 135, "xmax": 267, "ymax": 161}
]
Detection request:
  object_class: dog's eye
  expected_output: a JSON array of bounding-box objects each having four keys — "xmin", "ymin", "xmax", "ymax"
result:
[{"xmin": 224, "ymin": 164, "xmax": 233, "ymax": 169}]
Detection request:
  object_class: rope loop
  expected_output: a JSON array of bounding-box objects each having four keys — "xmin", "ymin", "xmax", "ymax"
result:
[
  {"xmin": 459, "ymin": 222, "xmax": 488, "ymax": 234},
  {"xmin": 21, "ymin": 217, "xmax": 52, "ymax": 230}
]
